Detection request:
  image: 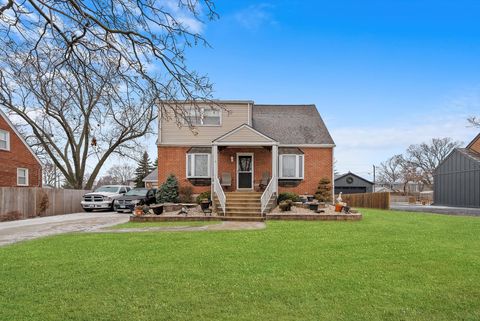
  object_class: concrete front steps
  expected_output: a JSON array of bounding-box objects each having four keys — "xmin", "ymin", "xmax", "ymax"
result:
[{"xmin": 214, "ymin": 192, "xmax": 265, "ymax": 220}]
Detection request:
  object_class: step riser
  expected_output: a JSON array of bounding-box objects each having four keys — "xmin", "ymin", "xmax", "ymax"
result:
[{"xmin": 213, "ymin": 193, "xmax": 274, "ymax": 218}]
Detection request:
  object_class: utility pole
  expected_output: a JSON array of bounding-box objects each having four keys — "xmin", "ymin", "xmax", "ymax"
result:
[{"xmin": 372, "ymin": 165, "xmax": 376, "ymax": 191}]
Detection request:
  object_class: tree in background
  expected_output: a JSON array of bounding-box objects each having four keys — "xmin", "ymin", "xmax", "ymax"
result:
[
  {"xmin": 377, "ymin": 155, "xmax": 404, "ymax": 188},
  {"xmin": 95, "ymin": 175, "xmax": 118, "ymax": 188},
  {"xmin": 107, "ymin": 164, "xmax": 135, "ymax": 185},
  {"xmin": 403, "ymin": 137, "xmax": 462, "ymax": 188},
  {"xmin": 153, "ymin": 157, "xmax": 158, "ymax": 168},
  {"xmin": 377, "ymin": 137, "xmax": 462, "ymax": 191},
  {"xmin": 0, "ymin": 0, "xmax": 219, "ymax": 189},
  {"xmin": 134, "ymin": 152, "xmax": 154, "ymax": 187},
  {"xmin": 156, "ymin": 174, "xmax": 179, "ymax": 203},
  {"xmin": 468, "ymin": 116, "xmax": 479, "ymax": 128},
  {"xmin": 42, "ymin": 161, "xmax": 62, "ymax": 188}
]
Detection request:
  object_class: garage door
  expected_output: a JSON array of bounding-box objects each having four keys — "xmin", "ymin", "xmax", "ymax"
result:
[{"xmin": 334, "ymin": 186, "xmax": 367, "ymax": 194}]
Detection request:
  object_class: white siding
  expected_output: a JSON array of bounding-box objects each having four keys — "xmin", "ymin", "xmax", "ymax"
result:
[
  {"xmin": 218, "ymin": 126, "xmax": 273, "ymax": 143},
  {"xmin": 159, "ymin": 102, "xmax": 251, "ymax": 145}
]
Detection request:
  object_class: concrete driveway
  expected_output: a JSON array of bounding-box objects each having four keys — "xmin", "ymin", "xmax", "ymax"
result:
[{"xmin": 0, "ymin": 212, "xmax": 129, "ymax": 247}]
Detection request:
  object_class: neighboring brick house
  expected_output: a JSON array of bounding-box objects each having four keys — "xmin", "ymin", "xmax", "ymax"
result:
[
  {"xmin": 157, "ymin": 101, "xmax": 334, "ymax": 216},
  {"xmin": 0, "ymin": 110, "xmax": 42, "ymax": 187}
]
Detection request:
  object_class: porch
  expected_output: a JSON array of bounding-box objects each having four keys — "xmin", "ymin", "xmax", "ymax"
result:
[{"xmin": 210, "ymin": 124, "xmax": 279, "ymax": 217}]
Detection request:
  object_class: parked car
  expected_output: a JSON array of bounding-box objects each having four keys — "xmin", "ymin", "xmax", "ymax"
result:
[
  {"xmin": 81, "ymin": 185, "xmax": 131, "ymax": 212},
  {"xmin": 114, "ymin": 188, "xmax": 157, "ymax": 213}
]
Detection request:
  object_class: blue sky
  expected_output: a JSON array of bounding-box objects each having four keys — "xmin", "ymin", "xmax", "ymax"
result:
[{"xmin": 140, "ymin": 0, "xmax": 480, "ymax": 179}]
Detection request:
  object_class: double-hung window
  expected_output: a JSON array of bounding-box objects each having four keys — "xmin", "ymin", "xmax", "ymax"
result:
[
  {"xmin": 17, "ymin": 168, "xmax": 29, "ymax": 186},
  {"xmin": 279, "ymin": 154, "xmax": 304, "ymax": 179},
  {"xmin": 0, "ymin": 129, "xmax": 9, "ymax": 150},
  {"xmin": 185, "ymin": 108, "xmax": 221, "ymax": 126},
  {"xmin": 186, "ymin": 154, "xmax": 211, "ymax": 178}
]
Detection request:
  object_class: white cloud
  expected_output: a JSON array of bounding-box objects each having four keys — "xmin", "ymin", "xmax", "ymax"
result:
[
  {"xmin": 233, "ymin": 3, "xmax": 277, "ymax": 30},
  {"xmin": 332, "ymin": 111, "xmax": 478, "ymax": 180}
]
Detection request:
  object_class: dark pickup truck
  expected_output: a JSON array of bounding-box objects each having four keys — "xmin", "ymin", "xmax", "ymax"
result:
[{"xmin": 114, "ymin": 188, "xmax": 157, "ymax": 213}]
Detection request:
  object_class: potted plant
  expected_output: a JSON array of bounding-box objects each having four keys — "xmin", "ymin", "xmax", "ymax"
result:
[
  {"xmin": 335, "ymin": 203, "xmax": 344, "ymax": 212},
  {"xmin": 134, "ymin": 205, "xmax": 143, "ymax": 216},
  {"xmin": 150, "ymin": 204, "xmax": 164, "ymax": 215},
  {"xmin": 279, "ymin": 200, "xmax": 293, "ymax": 211},
  {"xmin": 309, "ymin": 200, "xmax": 319, "ymax": 211},
  {"xmin": 200, "ymin": 199, "xmax": 210, "ymax": 211}
]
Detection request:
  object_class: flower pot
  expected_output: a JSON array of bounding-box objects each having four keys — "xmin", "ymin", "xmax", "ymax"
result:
[
  {"xmin": 151, "ymin": 205, "xmax": 163, "ymax": 215},
  {"xmin": 335, "ymin": 204, "xmax": 343, "ymax": 213},
  {"xmin": 134, "ymin": 206, "xmax": 144, "ymax": 216},
  {"xmin": 309, "ymin": 203, "xmax": 319, "ymax": 211},
  {"xmin": 200, "ymin": 201, "xmax": 210, "ymax": 211}
]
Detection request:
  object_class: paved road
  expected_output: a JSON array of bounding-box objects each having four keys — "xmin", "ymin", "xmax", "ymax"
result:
[
  {"xmin": 391, "ymin": 203, "xmax": 480, "ymax": 216},
  {"xmin": 0, "ymin": 212, "xmax": 129, "ymax": 247}
]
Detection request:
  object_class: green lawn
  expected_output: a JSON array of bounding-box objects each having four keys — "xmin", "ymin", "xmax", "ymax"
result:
[
  {"xmin": 109, "ymin": 221, "xmax": 222, "ymax": 229},
  {"xmin": 1, "ymin": 209, "xmax": 480, "ymax": 321}
]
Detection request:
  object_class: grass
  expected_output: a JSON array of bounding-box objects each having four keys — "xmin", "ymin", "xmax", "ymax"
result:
[
  {"xmin": 108, "ymin": 221, "xmax": 222, "ymax": 229},
  {"xmin": 1, "ymin": 209, "xmax": 480, "ymax": 321}
]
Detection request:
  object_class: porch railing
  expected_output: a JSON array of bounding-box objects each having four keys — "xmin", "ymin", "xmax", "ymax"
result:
[
  {"xmin": 213, "ymin": 177, "xmax": 226, "ymax": 215},
  {"xmin": 261, "ymin": 175, "xmax": 276, "ymax": 216}
]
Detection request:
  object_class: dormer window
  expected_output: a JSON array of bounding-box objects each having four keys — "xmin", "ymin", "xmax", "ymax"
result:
[
  {"xmin": 0, "ymin": 129, "xmax": 9, "ymax": 151},
  {"xmin": 185, "ymin": 108, "xmax": 221, "ymax": 126}
]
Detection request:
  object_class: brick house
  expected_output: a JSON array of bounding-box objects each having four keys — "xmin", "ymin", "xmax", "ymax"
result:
[
  {"xmin": 157, "ymin": 101, "xmax": 334, "ymax": 217},
  {"xmin": 0, "ymin": 110, "xmax": 42, "ymax": 187}
]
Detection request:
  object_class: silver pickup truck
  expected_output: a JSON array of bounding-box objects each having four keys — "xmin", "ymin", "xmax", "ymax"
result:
[{"xmin": 81, "ymin": 185, "xmax": 131, "ymax": 212}]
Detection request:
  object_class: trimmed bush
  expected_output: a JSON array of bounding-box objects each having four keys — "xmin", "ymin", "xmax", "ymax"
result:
[
  {"xmin": 279, "ymin": 200, "xmax": 293, "ymax": 211},
  {"xmin": 178, "ymin": 186, "xmax": 194, "ymax": 203},
  {"xmin": 314, "ymin": 178, "xmax": 332, "ymax": 203},
  {"xmin": 277, "ymin": 192, "xmax": 300, "ymax": 204},
  {"xmin": 196, "ymin": 191, "xmax": 211, "ymax": 204}
]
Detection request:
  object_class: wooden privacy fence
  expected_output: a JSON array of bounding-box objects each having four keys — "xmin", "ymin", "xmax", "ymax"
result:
[
  {"xmin": 340, "ymin": 192, "xmax": 390, "ymax": 210},
  {"xmin": 0, "ymin": 187, "xmax": 88, "ymax": 222}
]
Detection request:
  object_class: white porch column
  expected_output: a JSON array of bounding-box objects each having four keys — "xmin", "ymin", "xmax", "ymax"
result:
[
  {"xmin": 212, "ymin": 144, "xmax": 218, "ymax": 182},
  {"xmin": 272, "ymin": 144, "xmax": 278, "ymax": 193}
]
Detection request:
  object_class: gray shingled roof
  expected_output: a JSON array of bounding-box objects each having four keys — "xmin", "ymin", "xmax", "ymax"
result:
[
  {"xmin": 252, "ymin": 105, "xmax": 334, "ymax": 145},
  {"xmin": 142, "ymin": 168, "xmax": 158, "ymax": 182}
]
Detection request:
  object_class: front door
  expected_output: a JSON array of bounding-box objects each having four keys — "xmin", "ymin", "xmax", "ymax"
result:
[{"xmin": 237, "ymin": 154, "xmax": 253, "ymax": 189}]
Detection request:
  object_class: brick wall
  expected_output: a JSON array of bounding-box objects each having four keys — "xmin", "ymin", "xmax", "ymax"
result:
[
  {"xmin": 158, "ymin": 145, "xmax": 333, "ymax": 195},
  {"xmin": 279, "ymin": 147, "xmax": 333, "ymax": 195},
  {"xmin": 0, "ymin": 116, "xmax": 42, "ymax": 187},
  {"xmin": 157, "ymin": 146, "xmax": 209, "ymax": 194}
]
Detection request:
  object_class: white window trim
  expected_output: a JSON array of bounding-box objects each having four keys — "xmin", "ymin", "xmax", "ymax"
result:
[
  {"xmin": 278, "ymin": 154, "xmax": 304, "ymax": 179},
  {"xmin": 17, "ymin": 168, "xmax": 29, "ymax": 186},
  {"xmin": 0, "ymin": 129, "xmax": 10, "ymax": 151},
  {"xmin": 186, "ymin": 153, "xmax": 211, "ymax": 178},
  {"xmin": 183, "ymin": 108, "xmax": 222, "ymax": 127}
]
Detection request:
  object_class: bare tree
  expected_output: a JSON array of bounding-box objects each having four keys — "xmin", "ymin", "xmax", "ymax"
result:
[
  {"xmin": 403, "ymin": 137, "xmax": 462, "ymax": 188},
  {"xmin": 377, "ymin": 155, "xmax": 404, "ymax": 188},
  {"xmin": 95, "ymin": 175, "xmax": 119, "ymax": 188},
  {"xmin": 0, "ymin": 48, "xmax": 161, "ymax": 189},
  {"xmin": 0, "ymin": 0, "xmax": 217, "ymax": 116},
  {"xmin": 0, "ymin": 0, "xmax": 219, "ymax": 189},
  {"xmin": 107, "ymin": 164, "xmax": 135, "ymax": 185},
  {"xmin": 468, "ymin": 116, "xmax": 480, "ymax": 128},
  {"xmin": 42, "ymin": 161, "xmax": 62, "ymax": 187}
]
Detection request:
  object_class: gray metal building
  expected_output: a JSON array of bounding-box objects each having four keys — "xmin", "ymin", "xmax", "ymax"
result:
[
  {"xmin": 433, "ymin": 146, "xmax": 480, "ymax": 208},
  {"xmin": 334, "ymin": 172, "xmax": 374, "ymax": 195}
]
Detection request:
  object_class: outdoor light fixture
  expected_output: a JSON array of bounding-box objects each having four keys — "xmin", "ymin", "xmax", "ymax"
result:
[{"xmin": 230, "ymin": 155, "xmax": 234, "ymax": 163}]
